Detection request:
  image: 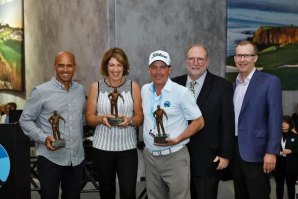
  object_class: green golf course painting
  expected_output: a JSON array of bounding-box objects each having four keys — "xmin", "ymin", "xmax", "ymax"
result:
[
  {"xmin": 226, "ymin": 0, "xmax": 298, "ymax": 90},
  {"xmin": 0, "ymin": 0, "xmax": 24, "ymax": 91}
]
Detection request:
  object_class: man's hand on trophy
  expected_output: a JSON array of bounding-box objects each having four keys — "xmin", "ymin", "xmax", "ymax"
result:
[
  {"xmin": 154, "ymin": 137, "xmax": 179, "ymax": 147},
  {"xmin": 45, "ymin": 136, "xmax": 58, "ymax": 151}
]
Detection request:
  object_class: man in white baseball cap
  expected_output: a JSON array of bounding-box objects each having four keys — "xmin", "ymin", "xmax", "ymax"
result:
[
  {"xmin": 141, "ymin": 50, "xmax": 205, "ymax": 199},
  {"xmin": 148, "ymin": 50, "xmax": 171, "ymax": 66}
]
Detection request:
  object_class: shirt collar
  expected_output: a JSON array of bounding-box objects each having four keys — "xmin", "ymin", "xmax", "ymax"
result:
[
  {"xmin": 149, "ymin": 78, "xmax": 172, "ymax": 93},
  {"xmin": 186, "ymin": 70, "xmax": 207, "ymax": 86},
  {"xmin": 236, "ymin": 68, "xmax": 256, "ymax": 85},
  {"xmin": 51, "ymin": 77, "xmax": 75, "ymax": 90}
]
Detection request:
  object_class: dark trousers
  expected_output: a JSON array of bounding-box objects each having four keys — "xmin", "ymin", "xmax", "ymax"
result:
[
  {"xmin": 37, "ymin": 156, "xmax": 83, "ymax": 199},
  {"xmin": 231, "ymin": 141, "xmax": 271, "ymax": 199},
  {"xmin": 274, "ymin": 159, "xmax": 298, "ymax": 199},
  {"xmin": 190, "ymin": 175, "xmax": 220, "ymax": 199},
  {"xmin": 92, "ymin": 148, "xmax": 138, "ymax": 199}
]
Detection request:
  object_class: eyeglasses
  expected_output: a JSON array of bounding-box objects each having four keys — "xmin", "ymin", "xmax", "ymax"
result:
[
  {"xmin": 187, "ymin": 57, "xmax": 205, "ymax": 64},
  {"xmin": 234, "ymin": 54, "xmax": 255, "ymax": 59}
]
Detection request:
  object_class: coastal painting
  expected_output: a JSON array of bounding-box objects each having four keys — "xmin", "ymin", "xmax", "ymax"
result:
[
  {"xmin": 0, "ymin": 0, "xmax": 24, "ymax": 91},
  {"xmin": 226, "ymin": 0, "xmax": 298, "ymax": 90}
]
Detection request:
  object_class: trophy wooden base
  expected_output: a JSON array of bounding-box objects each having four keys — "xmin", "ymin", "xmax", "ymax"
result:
[
  {"xmin": 108, "ymin": 117, "xmax": 124, "ymax": 126},
  {"xmin": 52, "ymin": 139, "xmax": 66, "ymax": 148},
  {"xmin": 154, "ymin": 134, "xmax": 168, "ymax": 144}
]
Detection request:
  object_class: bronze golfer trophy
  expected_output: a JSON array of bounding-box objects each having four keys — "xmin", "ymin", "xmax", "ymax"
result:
[
  {"xmin": 153, "ymin": 105, "xmax": 169, "ymax": 144},
  {"xmin": 108, "ymin": 87, "xmax": 125, "ymax": 126},
  {"xmin": 48, "ymin": 110, "xmax": 66, "ymax": 148}
]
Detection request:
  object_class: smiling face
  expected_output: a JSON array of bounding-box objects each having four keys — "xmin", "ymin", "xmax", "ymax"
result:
[
  {"xmin": 100, "ymin": 48, "xmax": 129, "ymax": 77},
  {"xmin": 148, "ymin": 60, "xmax": 171, "ymax": 89},
  {"xmin": 234, "ymin": 43, "xmax": 258, "ymax": 79},
  {"xmin": 107, "ymin": 57, "xmax": 124, "ymax": 82},
  {"xmin": 53, "ymin": 51, "xmax": 76, "ymax": 90},
  {"xmin": 186, "ymin": 46, "xmax": 208, "ymax": 80}
]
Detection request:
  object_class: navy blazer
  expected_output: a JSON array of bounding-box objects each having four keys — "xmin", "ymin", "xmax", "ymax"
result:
[
  {"xmin": 233, "ymin": 70, "xmax": 283, "ymax": 162},
  {"xmin": 172, "ymin": 71, "xmax": 235, "ymax": 176}
]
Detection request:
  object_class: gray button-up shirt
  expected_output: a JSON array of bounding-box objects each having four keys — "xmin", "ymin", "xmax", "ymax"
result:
[{"xmin": 19, "ymin": 77, "xmax": 86, "ymax": 166}]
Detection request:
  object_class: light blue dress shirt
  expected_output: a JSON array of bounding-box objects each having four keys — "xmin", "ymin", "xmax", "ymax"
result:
[
  {"xmin": 233, "ymin": 68, "xmax": 256, "ymax": 136},
  {"xmin": 19, "ymin": 77, "xmax": 86, "ymax": 166}
]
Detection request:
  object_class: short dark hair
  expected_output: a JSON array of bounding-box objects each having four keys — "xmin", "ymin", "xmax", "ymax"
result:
[
  {"xmin": 283, "ymin": 115, "xmax": 295, "ymax": 130},
  {"xmin": 7, "ymin": 102, "xmax": 17, "ymax": 110},
  {"xmin": 235, "ymin": 40, "xmax": 258, "ymax": 54},
  {"xmin": 100, "ymin": 48, "xmax": 130, "ymax": 76}
]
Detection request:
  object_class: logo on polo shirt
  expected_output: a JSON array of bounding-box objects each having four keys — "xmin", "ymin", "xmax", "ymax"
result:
[{"xmin": 164, "ymin": 101, "xmax": 170, "ymax": 107}]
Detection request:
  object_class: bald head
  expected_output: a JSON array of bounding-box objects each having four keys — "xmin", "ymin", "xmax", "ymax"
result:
[
  {"xmin": 53, "ymin": 51, "xmax": 77, "ymax": 90},
  {"xmin": 54, "ymin": 51, "xmax": 76, "ymax": 65}
]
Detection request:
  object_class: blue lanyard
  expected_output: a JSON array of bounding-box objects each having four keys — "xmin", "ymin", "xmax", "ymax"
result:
[{"xmin": 150, "ymin": 84, "xmax": 163, "ymax": 127}]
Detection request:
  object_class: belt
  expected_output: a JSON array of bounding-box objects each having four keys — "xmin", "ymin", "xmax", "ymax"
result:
[{"xmin": 146, "ymin": 145, "xmax": 184, "ymax": 156}]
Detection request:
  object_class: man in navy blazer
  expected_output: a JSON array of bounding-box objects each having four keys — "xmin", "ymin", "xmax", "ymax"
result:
[
  {"xmin": 232, "ymin": 40, "xmax": 283, "ymax": 199},
  {"xmin": 172, "ymin": 44, "xmax": 235, "ymax": 199}
]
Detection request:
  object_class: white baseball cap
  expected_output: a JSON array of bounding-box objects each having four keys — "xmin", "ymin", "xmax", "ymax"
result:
[{"xmin": 148, "ymin": 50, "xmax": 171, "ymax": 66}]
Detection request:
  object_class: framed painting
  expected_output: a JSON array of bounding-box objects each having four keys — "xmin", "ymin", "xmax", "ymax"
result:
[
  {"xmin": 0, "ymin": 0, "xmax": 24, "ymax": 91},
  {"xmin": 226, "ymin": 0, "xmax": 298, "ymax": 90}
]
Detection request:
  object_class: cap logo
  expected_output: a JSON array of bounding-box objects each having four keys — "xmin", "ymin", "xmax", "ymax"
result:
[
  {"xmin": 149, "ymin": 50, "xmax": 170, "ymax": 65},
  {"xmin": 152, "ymin": 52, "xmax": 167, "ymax": 59}
]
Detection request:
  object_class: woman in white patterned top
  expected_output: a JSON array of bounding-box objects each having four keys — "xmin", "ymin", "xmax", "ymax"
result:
[{"xmin": 86, "ymin": 47, "xmax": 143, "ymax": 199}]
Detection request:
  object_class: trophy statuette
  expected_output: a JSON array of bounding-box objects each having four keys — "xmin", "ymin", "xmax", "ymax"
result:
[
  {"xmin": 48, "ymin": 110, "xmax": 66, "ymax": 148},
  {"xmin": 108, "ymin": 87, "xmax": 125, "ymax": 126},
  {"xmin": 153, "ymin": 105, "xmax": 169, "ymax": 144}
]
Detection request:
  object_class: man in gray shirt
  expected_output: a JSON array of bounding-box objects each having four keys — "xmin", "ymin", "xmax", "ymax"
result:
[{"xmin": 19, "ymin": 51, "xmax": 86, "ymax": 199}]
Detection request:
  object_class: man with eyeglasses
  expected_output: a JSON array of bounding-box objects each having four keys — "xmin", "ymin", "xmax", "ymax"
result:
[
  {"xmin": 231, "ymin": 40, "xmax": 282, "ymax": 199},
  {"xmin": 172, "ymin": 44, "xmax": 235, "ymax": 199},
  {"xmin": 141, "ymin": 50, "xmax": 205, "ymax": 199}
]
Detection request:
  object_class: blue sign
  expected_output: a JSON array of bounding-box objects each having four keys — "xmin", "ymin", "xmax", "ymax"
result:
[{"xmin": 0, "ymin": 144, "xmax": 10, "ymax": 188}]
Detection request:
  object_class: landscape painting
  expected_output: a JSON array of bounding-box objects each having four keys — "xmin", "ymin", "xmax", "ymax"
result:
[
  {"xmin": 0, "ymin": 0, "xmax": 24, "ymax": 91},
  {"xmin": 226, "ymin": 0, "xmax": 298, "ymax": 90}
]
